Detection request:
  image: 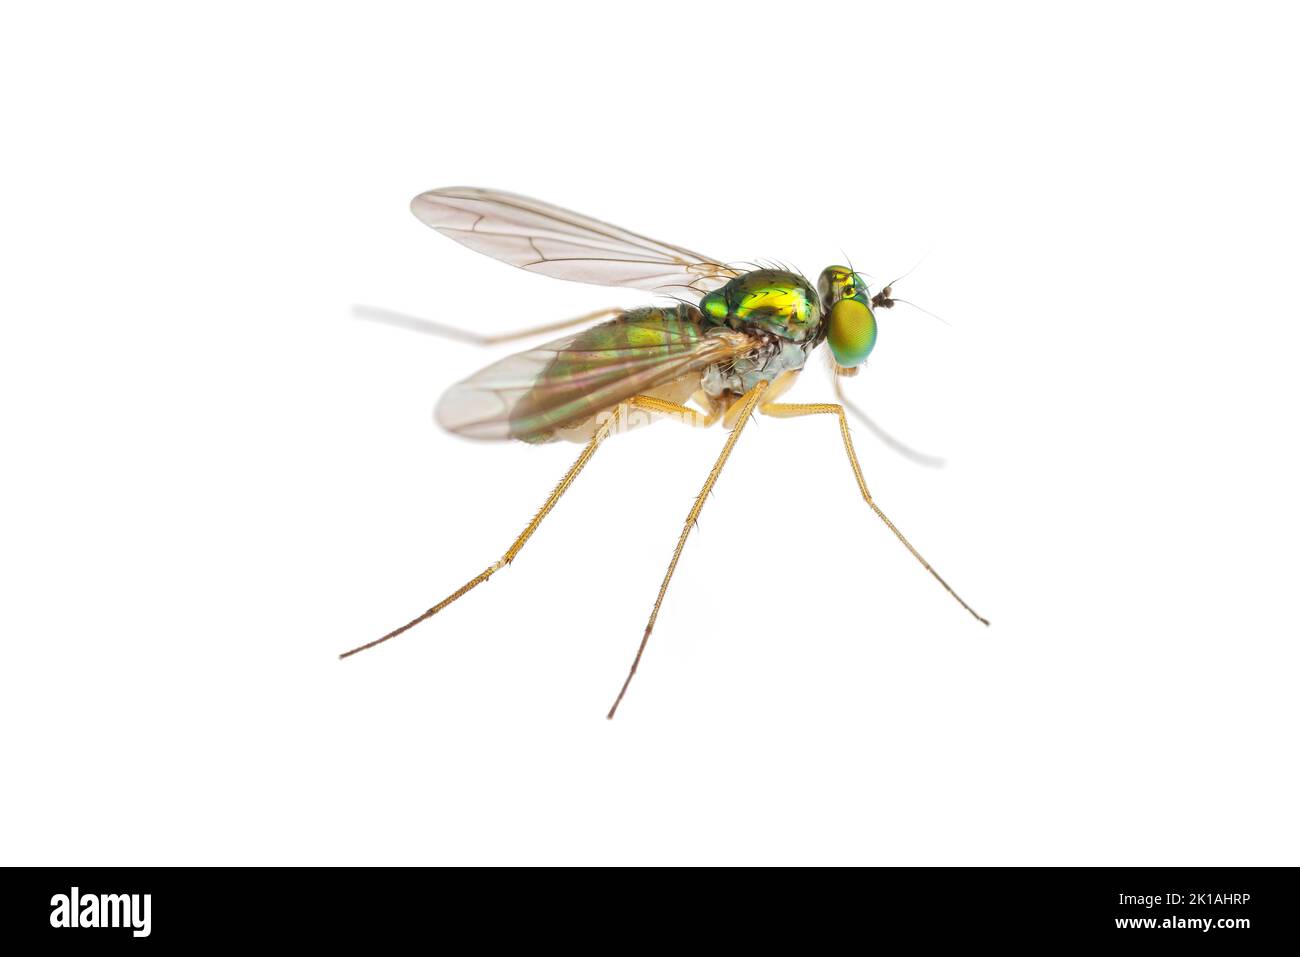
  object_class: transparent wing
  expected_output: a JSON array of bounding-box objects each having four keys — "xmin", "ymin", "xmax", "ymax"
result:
[
  {"xmin": 436, "ymin": 312, "xmax": 758, "ymax": 442},
  {"xmin": 410, "ymin": 187, "xmax": 741, "ymax": 301}
]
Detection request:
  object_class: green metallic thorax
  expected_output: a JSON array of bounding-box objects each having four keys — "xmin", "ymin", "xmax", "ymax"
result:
[
  {"xmin": 696, "ymin": 269, "xmax": 825, "ymax": 397},
  {"xmin": 700, "ymin": 269, "xmax": 823, "ymax": 343}
]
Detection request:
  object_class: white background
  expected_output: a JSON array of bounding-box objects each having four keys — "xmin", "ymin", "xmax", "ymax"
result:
[{"xmin": 3, "ymin": 2, "xmax": 1297, "ymax": 866}]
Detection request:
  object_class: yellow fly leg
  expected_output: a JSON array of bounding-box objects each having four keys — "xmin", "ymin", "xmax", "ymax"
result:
[
  {"xmin": 607, "ymin": 380, "xmax": 770, "ymax": 719},
  {"xmin": 339, "ymin": 405, "xmax": 624, "ymax": 659},
  {"xmin": 626, "ymin": 394, "xmax": 720, "ymax": 428},
  {"xmin": 717, "ymin": 370, "xmax": 799, "ymax": 429},
  {"xmin": 352, "ymin": 305, "xmax": 622, "ymax": 346},
  {"xmin": 759, "ymin": 400, "xmax": 988, "ymax": 626},
  {"xmin": 829, "ymin": 369, "xmax": 946, "ymax": 469}
]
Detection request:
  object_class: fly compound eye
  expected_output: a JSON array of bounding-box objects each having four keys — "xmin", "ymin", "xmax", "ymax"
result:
[{"xmin": 827, "ymin": 297, "xmax": 877, "ymax": 367}]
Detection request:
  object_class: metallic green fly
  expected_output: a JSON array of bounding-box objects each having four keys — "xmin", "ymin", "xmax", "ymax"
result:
[{"xmin": 340, "ymin": 187, "xmax": 987, "ymax": 717}]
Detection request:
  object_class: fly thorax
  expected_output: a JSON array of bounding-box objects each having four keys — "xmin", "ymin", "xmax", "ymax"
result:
[
  {"xmin": 699, "ymin": 269, "xmax": 821, "ymax": 343},
  {"xmin": 701, "ymin": 332, "xmax": 811, "ymax": 398}
]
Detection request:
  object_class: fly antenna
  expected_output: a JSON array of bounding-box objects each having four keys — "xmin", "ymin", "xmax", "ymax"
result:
[
  {"xmin": 873, "ymin": 254, "xmax": 951, "ymax": 326},
  {"xmin": 891, "ymin": 297, "xmax": 951, "ymax": 327},
  {"xmin": 880, "ymin": 251, "xmax": 930, "ymax": 293}
]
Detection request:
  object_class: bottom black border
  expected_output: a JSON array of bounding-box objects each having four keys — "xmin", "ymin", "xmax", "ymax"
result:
[{"xmin": 4, "ymin": 866, "xmax": 1294, "ymax": 946}]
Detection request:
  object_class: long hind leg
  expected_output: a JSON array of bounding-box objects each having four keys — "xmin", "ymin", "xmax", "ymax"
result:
[{"xmin": 339, "ymin": 405, "xmax": 625, "ymax": 659}]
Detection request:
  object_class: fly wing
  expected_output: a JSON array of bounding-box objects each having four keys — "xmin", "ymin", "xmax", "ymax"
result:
[
  {"xmin": 435, "ymin": 312, "xmax": 758, "ymax": 442},
  {"xmin": 410, "ymin": 187, "xmax": 740, "ymax": 302}
]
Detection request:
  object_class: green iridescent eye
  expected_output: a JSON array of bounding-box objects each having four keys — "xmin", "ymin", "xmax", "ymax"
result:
[{"xmin": 827, "ymin": 297, "xmax": 877, "ymax": 367}]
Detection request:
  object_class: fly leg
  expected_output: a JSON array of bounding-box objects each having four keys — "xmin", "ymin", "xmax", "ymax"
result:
[
  {"xmin": 759, "ymin": 401, "xmax": 988, "ymax": 626},
  {"xmin": 626, "ymin": 395, "xmax": 720, "ymax": 428},
  {"xmin": 829, "ymin": 370, "xmax": 946, "ymax": 468},
  {"xmin": 352, "ymin": 305, "xmax": 623, "ymax": 346},
  {"xmin": 339, "ymin": 406, "xmax": 624, "ymax": 659},
  {"xmin": 606, "ymin": 380, "xmax": 769, "ymax": 718}
]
